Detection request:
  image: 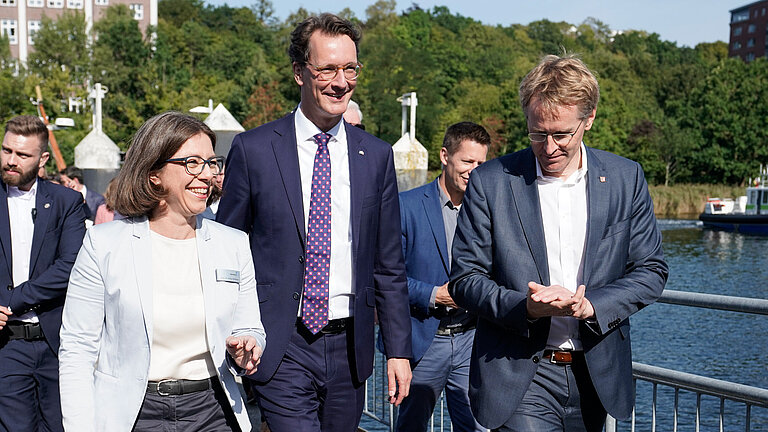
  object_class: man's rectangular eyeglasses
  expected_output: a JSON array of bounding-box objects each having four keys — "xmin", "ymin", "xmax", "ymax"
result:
[
  {"xmin": 306, "ymin": 62, "xmax": 362, "ymax": 81},
  {"xmin": 528, "ymin": 119, "xmax": 584, "ymax": 145},
  {"xmin": 165, "ymin": 156, "xmax": 225, "ymax": 176}
]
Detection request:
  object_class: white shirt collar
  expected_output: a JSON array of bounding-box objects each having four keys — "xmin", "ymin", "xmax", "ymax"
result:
[
  {"xmin": 295, "ymin": 103, "xmax": 346, "ymax": 145},
  {"xmin": 535, "ymin": 143, "xmax": 589, "ymax": 185},
  {"xmin": 7, "ymin": 178, "xmax": 39, "ymax": 200}
]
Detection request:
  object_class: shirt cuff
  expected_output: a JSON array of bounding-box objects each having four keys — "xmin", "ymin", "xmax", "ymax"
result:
[{"xmin": 429, "ymin": 286, "xmax": 439, "ymax": 309}]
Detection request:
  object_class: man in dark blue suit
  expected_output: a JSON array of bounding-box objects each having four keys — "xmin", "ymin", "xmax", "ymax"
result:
[
  {"xmin": 394, "ymin": 122, "xmax": 488, "ymax": 432},
  {"xmin": 0, "ymin": 115, "xmax": 87, "ymax": 432},
  {"xmin": 217, "ymin": 13, "xmax": 412, "ymax": 432},
  {"xmin": 449, "ymin": 55, "xmax": 669, "ymax": 431},
  {"xmin": 60, "ymin": 166, "xmax": 105, "ymax": 221}
]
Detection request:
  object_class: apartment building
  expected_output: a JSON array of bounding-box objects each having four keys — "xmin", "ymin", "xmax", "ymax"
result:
[
  {"xmin": 0, "ymin": 0, "xmax": 157, "ymax": 63},
  {"xmin": 729, "ymin": 0, "xmax": 768, "ymax": 61}
]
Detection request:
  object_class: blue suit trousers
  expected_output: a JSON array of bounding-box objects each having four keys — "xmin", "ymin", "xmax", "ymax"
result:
[
  {"xmin": 396, "ymin": 329, "xmax": 484, "ymax": 432},
  {"xmin": 0, "ymin": 338, "xmax": 63, "ymax": 432}
]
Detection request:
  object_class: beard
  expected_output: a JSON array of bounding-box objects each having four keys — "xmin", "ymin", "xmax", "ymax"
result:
[{"xmin": 2, "ymin": 165, "xmax": 39, "ymax": 189}]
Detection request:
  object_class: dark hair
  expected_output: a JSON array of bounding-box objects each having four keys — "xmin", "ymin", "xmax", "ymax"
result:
[
  {"xmin": 442, "ymin": 122, "xmax": 491, "ymax": 155},
  {"xmin": 4, "ymin": 115, "xmax": 49, "ymax": 154},
  {"xmin": 110, "ymin": 111, "xmax": 217, "ymax": 218},
  {"xmin": 288, "ymin": 13, "xmax": 361, "ymax": 64},
  {"xmin": 62, "ymin": 166, "xmax": 84, "ymax": 182}
]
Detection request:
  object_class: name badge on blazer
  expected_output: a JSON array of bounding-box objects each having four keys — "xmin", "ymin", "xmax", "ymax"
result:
[{"xmin": 216, "ymin": 269, "xmax": 240, "ymax": 283}]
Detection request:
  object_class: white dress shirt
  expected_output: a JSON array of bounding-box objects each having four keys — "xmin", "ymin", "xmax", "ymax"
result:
[
  {"xmin": 7, "ymin": 180, "xmax": 39, "ymax": 323},
  {"xmin": 536, "ymin": 144, "xmax": 589, "ymax": 350},
  {"xmin": 294, "ymin": 105, "xmax": 354, "ymax": 320}
]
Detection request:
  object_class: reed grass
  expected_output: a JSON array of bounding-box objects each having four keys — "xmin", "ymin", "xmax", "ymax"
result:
[{"xmin": 649, "ymin": 184, "xmax": 744, "ymax": 218}]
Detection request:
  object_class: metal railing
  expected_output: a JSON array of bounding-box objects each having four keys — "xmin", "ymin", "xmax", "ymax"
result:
[
  {"xmin": 607, "ymin": 290, "xmax": 768, "ymax": 432},
  {"xmin": 363, "ymin": 290, "xmax": 768, "ymax": 432}
]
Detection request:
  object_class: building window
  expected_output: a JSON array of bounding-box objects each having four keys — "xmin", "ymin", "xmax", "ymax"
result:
[
  {"xmin": 129, "ymin": 3, "xmax": 143, "ymax": 20},
  {"xmin": 732, "ymin": 10, "xmax": 749, "ymax": 22},
  {"xmin": 748, "ymin": 24, "xmax": 756, "ymax": 33},
  {"xmin": 47, "ymin": 0, "xmax": 63, "ymax": 7},
  {"xmin": 1, "ymin": 19, "xmax": 17, "ymax": 45},
  {"xmin": 94, "ymin": 0, "xmax": 107, "ymax": 4},
  {"xmin": 733, "ymin": 41, "xmax": 742, "ymax": 50},
  {"xmin": 763, "ymin": 7, "xmax": 766, "ymax": 16},
  {"xmin": 734, "ymin": 26, "xmax": 742, "ymax": 36},
  {"xmin": 0, "ymin": 0, "xmax": 17, "ymax": 6},
  {"xmin": 748, "ymin": 38, "xmax": 755, "ymax": 48},
  {"xmin": 27, "ymin": 0, "xmax": 43, "ymax": 6},
  {"xmin": 66, "ymin": 0, "xmax": 82, "ymax": 8},
  {"xmin": 746, "ymin": 52, "xmax": 755, "ymax": 62},
  {"xmin": 27, "ymin": 20, "xmax": 40, "ymax": 44}
]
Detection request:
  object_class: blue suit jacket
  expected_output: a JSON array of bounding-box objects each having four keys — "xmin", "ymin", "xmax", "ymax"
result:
[
  {"xmin": 397, "ymin": 178, "xmax": 451, "ymax": 362},
  {"xmin": 449, "ymin": 146, "xmax": 668, "ymax": 428},
  {"xmin": 0, "ymin": 179, "xmax": 87, "ymax": 352},
  {"xmin": 84, "ymin": 188, "xmax": 105, "ymax": 222},
  {"xmin": 217, "ymin": 112, "xmax": 412, "ymax": 383}
]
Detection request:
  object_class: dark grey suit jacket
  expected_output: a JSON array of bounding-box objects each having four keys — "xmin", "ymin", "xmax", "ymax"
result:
[{"xmin": 449, "ymin": 146, "xmax": 668, "ymax": 428}]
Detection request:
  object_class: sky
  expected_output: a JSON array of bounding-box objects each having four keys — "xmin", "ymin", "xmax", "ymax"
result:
[{"xmin": 205, "ymin": 0, "xmax": 753, "ymax": 48}]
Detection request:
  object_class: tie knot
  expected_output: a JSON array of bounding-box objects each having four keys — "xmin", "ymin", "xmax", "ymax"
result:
[{"xmin": 313, "ymin": 133, "xmax": 332, "ymax": 146}]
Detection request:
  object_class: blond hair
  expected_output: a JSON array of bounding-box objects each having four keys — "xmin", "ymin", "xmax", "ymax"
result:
[{"xmin": 519, "ymin": 54, "xmax": 599, "ymax": 120}]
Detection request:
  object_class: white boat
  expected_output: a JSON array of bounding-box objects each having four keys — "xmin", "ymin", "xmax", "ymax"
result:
[{"xmin": 699, "ymin": 166, "xmax": 768, "ymax": 235}]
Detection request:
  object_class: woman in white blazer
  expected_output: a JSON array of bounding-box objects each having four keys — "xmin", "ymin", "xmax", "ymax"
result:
[{"xmin": 59, "ymin": 111, "xmax": 266, "ymax": 432}]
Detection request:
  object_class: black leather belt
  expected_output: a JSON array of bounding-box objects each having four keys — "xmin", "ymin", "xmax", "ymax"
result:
[
  {"xmin": 436, "ymin": 324, "xmax": 476, "ymax": 336},
  {"xmin": 146, "ymin": 377, "xmax": 214, "ymax": 396},
  {"xmin": 4, "ymin": 322, "xmax": 45, "ymax": 341},
  {"xmin": 298, "ymin": 317, "xmax": 352, "ymax": 335},
  {"xmin": 320, "ymin": 318, "xmax": 351, "ymax": 334},
  {"xmin": 542, "ymin": 350, "xmax": 584, "ymax": 365}
]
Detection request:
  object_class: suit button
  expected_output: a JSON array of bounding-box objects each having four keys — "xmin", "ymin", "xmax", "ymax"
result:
[
  {"xmin": 6, "ymin": 284, "xmax": 12, "ymax": 291},
  {"xmin": 293, "ymin": 292, "xmax": 300, "ymax": 300},
  {"xmin": 532, "ymin": 356, "xmax": 539, "ymax": 363},
  {"xmin": 298, "ymin": 256, "xmax": 305, "ymax": 264}
]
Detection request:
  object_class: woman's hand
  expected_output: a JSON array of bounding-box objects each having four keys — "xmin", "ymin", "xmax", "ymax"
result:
[{"xmin": 225, "ymin": 335, "xmax": 262, "ymax": 375}]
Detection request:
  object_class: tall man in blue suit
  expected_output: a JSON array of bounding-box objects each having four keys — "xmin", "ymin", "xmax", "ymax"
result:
[
  {"xmin": 0, "ymin": 115, "xmax": 87, "ymax": 432},
  {"xmin": 449, "ymin": 55, "xmax": 669, "ymax": 431},
  {"xmin": 217, "ymin": 13, "xmax": 412, "ymax": 432},
  {"xmin": 395, "ymin": 122, "xmax": 488, "ymax": 432}
]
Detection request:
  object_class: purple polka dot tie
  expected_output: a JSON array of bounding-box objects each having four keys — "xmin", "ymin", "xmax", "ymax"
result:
[{"xmin": 302, "ymin": 132, "xmax": 332, "ymax": 334}]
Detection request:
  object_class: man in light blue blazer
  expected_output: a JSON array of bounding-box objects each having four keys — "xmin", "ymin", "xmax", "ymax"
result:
[
  {"xmin": 394, "ymin": 122, "xmax": 488, "ymax": 432},
  {"xmin": 449, "ymin": 55, "xmax": 668, "ymax": 431}
]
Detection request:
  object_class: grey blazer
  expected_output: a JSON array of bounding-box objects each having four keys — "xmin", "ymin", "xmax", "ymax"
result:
[
  {"xmin": 59, "ymin": 216, "xmax": 265, "ymax": 432},
  {"xmin": 449, "ymin": 146, "xmax": 668, "ymax": 428}
]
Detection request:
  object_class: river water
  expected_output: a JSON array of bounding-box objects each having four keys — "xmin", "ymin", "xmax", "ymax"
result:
[
  {"xmin": 361, "ymin": 219, "xmax": 768, "ymax": 431},
  {"xmin": 625, "ymin": 219, "xmax": 768, "ymax": 431}
]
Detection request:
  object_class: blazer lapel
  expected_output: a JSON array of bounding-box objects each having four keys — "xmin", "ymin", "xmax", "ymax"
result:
[
  {"xmin": 271, "ymin": 115, "xmax": 306, "ymax": 246},
  {"xmin": 347, "ymin": 129, "xmax": 366, "ymax": 257},
  {"xmin": 195, "ymin": 217, "xmax": 219, "ymax": 352},
  {"xmin": 508, "ymin": 151, "xmax": 550, "ymax": 285},
  {"xmin": 29, "ymin": 181, "xmax": 52, "ymax": 272},
  {"xmin": 130, "ymin": 218, "xmax": 154, "ymax": 342},
  {"xmin": 582, "ymin": 147, "xmax": 610, "ymax": 288},
  {"xmin": 423, "ymin": 180, "xmax": 449, "ymax": 275},
  {"xmin": 0, "ymin": 184, "xmax": 12, "ymax": 277}
]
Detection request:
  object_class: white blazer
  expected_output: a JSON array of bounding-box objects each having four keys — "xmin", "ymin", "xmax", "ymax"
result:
[{"xmin": 59, "ymin": 216, "xmax": 266, "ymax": 432}]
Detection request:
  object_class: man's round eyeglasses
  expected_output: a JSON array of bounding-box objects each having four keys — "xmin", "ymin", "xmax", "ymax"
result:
[
  {"xmin": 165, "ymin": 156, "xmax": 225, "ymax": 176},
  {"xmin": 528, "ymin": 119, "xmax": 584, "ymax": 145},
  {"xmin": 306, "ymin": 62, "xmax": 362, "ymax": 82}
]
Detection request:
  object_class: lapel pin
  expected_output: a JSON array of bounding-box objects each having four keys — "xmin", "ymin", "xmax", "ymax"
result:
[
  {"xmin": 358, "ymin": 150, "xmax": 365, "ymax": 156},
  {"xmin": 44, "ymin": 203, "xmax": 51, "ymax": 209},
  {"xmin": 599, "ymin": 176, "xmax": 606, "ymax": 183}
]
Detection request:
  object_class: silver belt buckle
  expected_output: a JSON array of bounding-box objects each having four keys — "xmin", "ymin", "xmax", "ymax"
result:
[{"xmin": 156, "ymin": 379, "xmax": 174, "ymax": 396}]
